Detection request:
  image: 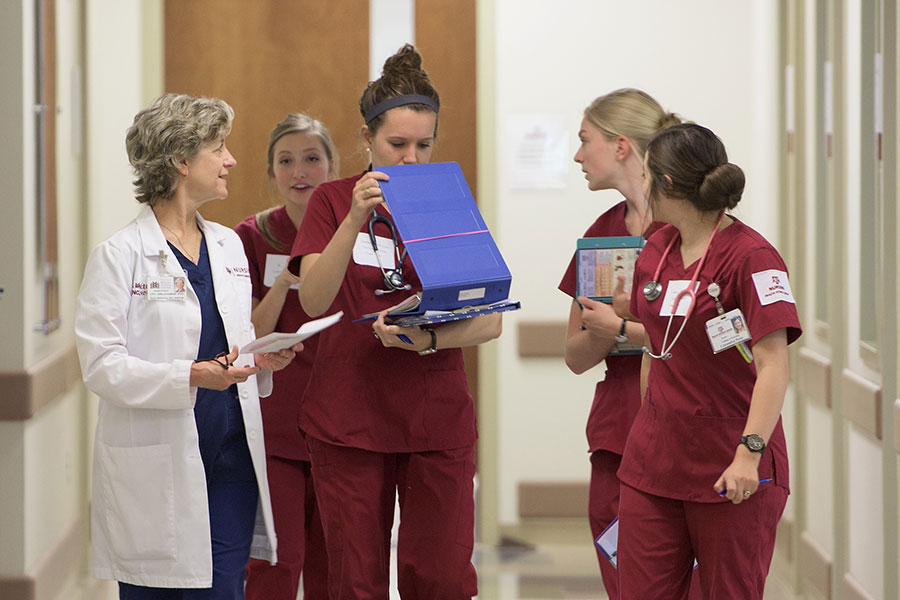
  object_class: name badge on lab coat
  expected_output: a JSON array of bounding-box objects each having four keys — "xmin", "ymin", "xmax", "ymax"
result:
[
  {"xmin": 263, "ymin": 254, "xmax": 298, "ymax": 289},
  {"xmin": 146, "ymin": 275, "xmax": 187, "ymax": 301},
  {"xmin": 705, "ymin": 308, "xmax": 752, "ymax": 353},
  {"xmin": 352, "ymin": 232, "xmax": 395, "ymax": 269}
]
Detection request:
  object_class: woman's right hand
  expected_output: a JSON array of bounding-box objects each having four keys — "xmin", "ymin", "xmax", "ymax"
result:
[
  {"xmin": 189, "ymin": 346, "xmax": 260, "ymax": 391},
  {"xmin": 347, "ymin": 171, "xmax": 390, "ymax": 227}
]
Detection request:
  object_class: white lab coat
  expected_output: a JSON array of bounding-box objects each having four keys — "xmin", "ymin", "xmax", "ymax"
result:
[{"xmin": 75, "ymin": 205, "xmax": 277, "ymax": 588}]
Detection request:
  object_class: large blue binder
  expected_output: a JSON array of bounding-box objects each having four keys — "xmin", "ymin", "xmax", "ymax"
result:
[{"xmin": 373, "ymin": 162, "xmax": 513, "ymax": 311}]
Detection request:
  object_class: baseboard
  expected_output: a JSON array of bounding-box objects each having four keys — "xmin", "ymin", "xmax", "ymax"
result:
[
  {"xmin": 518, "ymin": 481, "xmax": 590, "ymax": 518},
  {"xmin": 0, "ymin": 516, "xmax": 86, "ymax": 600}
]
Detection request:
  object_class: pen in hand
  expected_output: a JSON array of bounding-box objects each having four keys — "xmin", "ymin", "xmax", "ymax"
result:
[{"xmin": 718, "ymin": 478, "xmax": 772, "ymax": 496}]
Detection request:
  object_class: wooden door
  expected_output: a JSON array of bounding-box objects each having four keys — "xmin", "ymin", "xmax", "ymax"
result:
[{"xmin": 165, "ymin": 0, "xmax": 480, "ymax": 401}]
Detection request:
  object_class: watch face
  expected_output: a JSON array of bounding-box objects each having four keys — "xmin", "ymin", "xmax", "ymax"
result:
[{"xmin": 743, "ymin": 435, "xmax": 765, "ymax": 451}]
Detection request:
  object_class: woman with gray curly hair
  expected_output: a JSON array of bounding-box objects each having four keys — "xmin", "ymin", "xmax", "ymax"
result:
[{"xmin": 75, "ymin": 93, "xmax": 302, "ymax": 599}]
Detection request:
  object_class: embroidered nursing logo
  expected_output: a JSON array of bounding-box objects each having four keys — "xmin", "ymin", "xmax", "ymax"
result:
[
  {"xmin": 751, "ymin": 269, "xmax": 795, "ymax": 306},
  {"xmin": 228, "ymin": 266, "xmax": 250, "ymax": 278}
]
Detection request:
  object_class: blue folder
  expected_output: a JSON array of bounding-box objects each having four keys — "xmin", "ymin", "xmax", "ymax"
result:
[{"xmin": 370, "ymin": 162, "xmax": 515, "ymax": 320}]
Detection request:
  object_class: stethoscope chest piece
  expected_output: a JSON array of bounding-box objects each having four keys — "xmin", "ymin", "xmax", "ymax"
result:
[{"xmin": 643, "ymin": 280, "xmax": 663, "ymax": 302}]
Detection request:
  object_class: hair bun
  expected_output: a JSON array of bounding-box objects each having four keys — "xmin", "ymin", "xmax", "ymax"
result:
[
  {"xmin": 382, "ymin": 44, "xmax": 424, "ymax": 77},
  {"xmin": 658, "ymin": 112, "xmax": 682, "ymax": 130},
  {"xmin": 698, "ymin": 163, "xmax": 745, "ymax": 210}
]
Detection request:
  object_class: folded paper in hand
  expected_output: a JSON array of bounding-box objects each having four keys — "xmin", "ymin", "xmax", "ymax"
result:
[{"xmin": 239, "ymin": 311, "xmax": 343, "ymax": 354}]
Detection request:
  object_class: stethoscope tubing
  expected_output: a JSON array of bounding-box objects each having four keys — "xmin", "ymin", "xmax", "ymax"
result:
[{"xmin": 642, "ymin": 211, "xmax": 726, "ymax": 361}]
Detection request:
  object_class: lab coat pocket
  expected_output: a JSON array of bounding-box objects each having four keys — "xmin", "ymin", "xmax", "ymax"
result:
[{"xmin": 98, "ymin": 442, "xmax": 177, "ymax": 561}]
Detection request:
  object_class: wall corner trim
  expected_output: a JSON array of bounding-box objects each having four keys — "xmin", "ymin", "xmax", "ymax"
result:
[{"xmin": 0, "ymin": 344, "xmax": 81, "ymax": 420}]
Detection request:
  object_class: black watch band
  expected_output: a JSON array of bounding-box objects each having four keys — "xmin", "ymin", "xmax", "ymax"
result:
[
  {"xmin": 418, "ymin": 328, "xmax": 437, "ymax": 356},
  {"xmin": 739, "ymin": 434, "xmax": 766, "ymax": 455},
  {"xmin": 615, "ymin": 319, "xmax": 628, "ymax": 344}
]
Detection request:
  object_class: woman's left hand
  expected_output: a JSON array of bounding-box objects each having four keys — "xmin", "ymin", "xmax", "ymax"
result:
[
  {"xmin": 713, "ymin": 450, "xmax": 761, "ymax": 504},
  {"xmin": 372, "ymin": 311, "xmax": 432, "ymax": 351},
  {"xmin": 254, "ymin": 342, "xmax": 303, "ymax": 371}
]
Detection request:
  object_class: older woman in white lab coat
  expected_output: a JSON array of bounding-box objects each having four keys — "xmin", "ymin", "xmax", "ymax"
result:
[{"xmin": 75, "ymin": 94, "xmax": 299, "ymax": 598}]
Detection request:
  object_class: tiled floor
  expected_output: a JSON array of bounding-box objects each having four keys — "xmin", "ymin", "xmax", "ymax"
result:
[
  {"xmin": 475, "ymin": 518, "xmax": 607, "ymax": 600},
  {"xmin": 84, "ymin": 516, "xmax": 795, "ymax": 599}
]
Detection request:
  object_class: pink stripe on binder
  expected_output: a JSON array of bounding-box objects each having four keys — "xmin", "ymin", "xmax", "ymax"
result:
[{"xmin": 403, "ymin": 229, "xmax": 490, "ymax": 244}]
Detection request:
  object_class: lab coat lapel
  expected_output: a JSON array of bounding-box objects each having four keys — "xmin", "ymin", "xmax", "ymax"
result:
[{"xmin": 198, "ymin": 215, "xmax": 233, "ymax": 343}]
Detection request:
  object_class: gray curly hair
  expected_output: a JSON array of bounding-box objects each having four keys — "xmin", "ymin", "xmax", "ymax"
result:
[{"xmin": 125, "ymin": 93, "xmax": 235, "ymax": 205}]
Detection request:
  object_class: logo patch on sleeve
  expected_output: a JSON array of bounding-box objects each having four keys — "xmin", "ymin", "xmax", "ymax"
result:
[{"xmin": 752, "ymin": 269, "xmax": 795, "ymax": 305}]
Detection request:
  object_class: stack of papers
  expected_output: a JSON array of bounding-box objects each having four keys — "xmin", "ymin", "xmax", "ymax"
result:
[
  {"xmin": 356, "ymin": 295, "xmax": 520, "ymax": 328},
  {"xmin": 239, "ymin": 311, "xmax": 343, "ymax": 354}
]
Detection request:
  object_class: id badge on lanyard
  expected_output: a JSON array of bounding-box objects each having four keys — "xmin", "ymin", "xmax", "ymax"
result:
[
  {"xmin": 705, "ymin": 308, "xmax": 751, "ymax": 353},
  {"xmin": 146, "ymin": 250, "xmax": 186, "ymax": 302}
]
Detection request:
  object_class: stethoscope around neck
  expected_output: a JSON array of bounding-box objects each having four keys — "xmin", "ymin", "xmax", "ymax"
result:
[
  {"xmin": 641, "ymin": 211, "xmax": 726, "ymax": 361},
  {"xmin": 368, "ymin": 210, "xmax": 411, "ymax": 295}
]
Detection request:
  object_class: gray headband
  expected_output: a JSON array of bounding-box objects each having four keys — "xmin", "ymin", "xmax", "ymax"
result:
[{"xmin": 363, "ymin": 94, "xmax": 439, "ymax": 124}]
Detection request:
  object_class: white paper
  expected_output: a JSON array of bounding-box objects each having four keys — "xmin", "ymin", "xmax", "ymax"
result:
[
  {"xmin": 263, "ymin": 254, "xmax": 297, "ymax": 289},
  {"xmin": 352, "ymin": 232, "xmax": 396, "ymax": 269},
  {"xmin": 239, "ymin": 311, "xmax": 343, "ymax": 354},
  {"xmin": 659, "ymin": 280, "xmax": 699, "ymax": 317},
  {"xmin": 505, "ymin": 114, "xmax": 570, "ymax": 189},
  {"xmin": 594, "ymin": 517, "xmax": 619, "ymax": 567},
  {"xmin": 824, "ymin": 61, "xmax": 833, "ymax": 135},
  {"xmin": 784, "ymin": 65, "xmax": 795, "ymax": 134},
  {"xmin": 874, "ymin": 53, "xmax": 883, "ymax": 135}
]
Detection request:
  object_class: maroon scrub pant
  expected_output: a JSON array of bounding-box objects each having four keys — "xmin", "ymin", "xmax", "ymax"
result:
[
  {"xmin": 245, "ymin": 456, "xmax": 327, "ymax": 600},
  {"xmin": 306, "ymin": 436, "xmax": 478, "ymax": 600},
  {"xmin": 617, "ymin": 482, "xmax": 787, "ymax": 599},
  {"xmin": 589, "ymin": 450, "xmax": 622, "ymax": 598}
]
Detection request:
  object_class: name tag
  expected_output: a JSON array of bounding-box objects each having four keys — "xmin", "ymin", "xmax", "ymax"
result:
[
  {"xmin": 263, "ymin": 254, "xmax": 298, "ymax": 289},
  {"xmin": 352, "ymin": 232, "xmax": 395, "ymax": 269},
  {"xmin": 659, "ymin": 280, "xmax": 698, "ymax": 316},
  {"xmin": 705, "ymin": 308, "xmax": 752, "ymax": 353},
  {"xmin": 146, "ymin": 275, "xmax": 187, "ymax": 302}
]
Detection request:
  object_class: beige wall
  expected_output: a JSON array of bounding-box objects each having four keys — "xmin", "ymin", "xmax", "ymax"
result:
[{"xmin": 0, "ymin": 1, "xmax": 161, "ymax": 598}]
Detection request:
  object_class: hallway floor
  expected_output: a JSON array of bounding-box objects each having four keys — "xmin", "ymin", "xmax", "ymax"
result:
[{"xmin": 84, "ymin": 517, "xmax": 798, "ymax": 599}]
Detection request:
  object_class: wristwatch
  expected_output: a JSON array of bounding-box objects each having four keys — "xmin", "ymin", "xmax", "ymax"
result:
[
  {"xmin": 739, "ymin": 434, "xmax": 766, "ymax": 455},
  {"xmin": 418, "ymin": 328, "xmax": 438, "ymax": 356},
  {"xmin": 615, "ymin": 319, "xmax": 628, "ymax": 344}
]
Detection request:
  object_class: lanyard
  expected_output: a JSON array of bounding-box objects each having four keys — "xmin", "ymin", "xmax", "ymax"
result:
[{"xmin": 643, "ymin": 211, "xmax": 725, "ymax": 361}]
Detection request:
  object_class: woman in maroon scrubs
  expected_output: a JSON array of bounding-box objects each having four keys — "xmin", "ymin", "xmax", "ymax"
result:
[
  {"xmin": 236, "ymin": 113, "xmax": 337, "ymax": 599},
  {"xmin": 289, "ymin": 45, "xmax": 501, "ymax": 599},
  {"xmin": 618, "ymin": 123, "xmax": 802, "ymax": 599},
  {"xmin": 557, "ymin": 88, "xmax": 680, "ymax": 599}
]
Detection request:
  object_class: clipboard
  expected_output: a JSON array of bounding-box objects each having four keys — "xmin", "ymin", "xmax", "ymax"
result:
[
  {"xmin": 357, "ymin": 299, "xmax": 521, "ymax": 327},
  {"xmin": 576, "ymin": 236, "xmax": 644, "ymax": 303},
  {"xmin": 594, "ymin": 516, "xmax": 620, "ymax": 567},
  {"xmin": 594, "ymin": 516, "xmax": 698, "ymax": 570},
  {"xmin": 576, "ymin": 236, "xmax": 644, "ymax": 356},
  {"xmin": 357, "ymin": 162, "xmax": 519, "ymax": 323}
]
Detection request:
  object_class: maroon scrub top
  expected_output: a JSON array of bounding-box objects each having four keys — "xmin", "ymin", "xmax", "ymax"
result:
[
  {"xmin": 289, "ymin": 173, "xmax": 476, "ymax": 453},
  {"xmin": 558, "ymin": 201, "xmax": 661, "ymax": 455},
  {"xmin": 235, "ymin": 206, "xmax": 315, "ymax": 461},
  {"xmin": 622, "ymin": 219, "xmax": 802, "ymax": 502}
]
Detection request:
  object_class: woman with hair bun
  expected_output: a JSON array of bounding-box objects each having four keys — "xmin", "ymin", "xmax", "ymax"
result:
[
  {"xmin": 617, "ymin": 123, "xmax": 802, "ymax": 598},
  {"xmin": 236, "ymin": 113, "xmax": 337, "ymax": 599},
  {"xmin": 289, "ymin": 44, "xmax": 500, "ymax": 598},
  {"xmin": 557, "ymin": 88, "xmax": 679, "ymax": 599}
]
